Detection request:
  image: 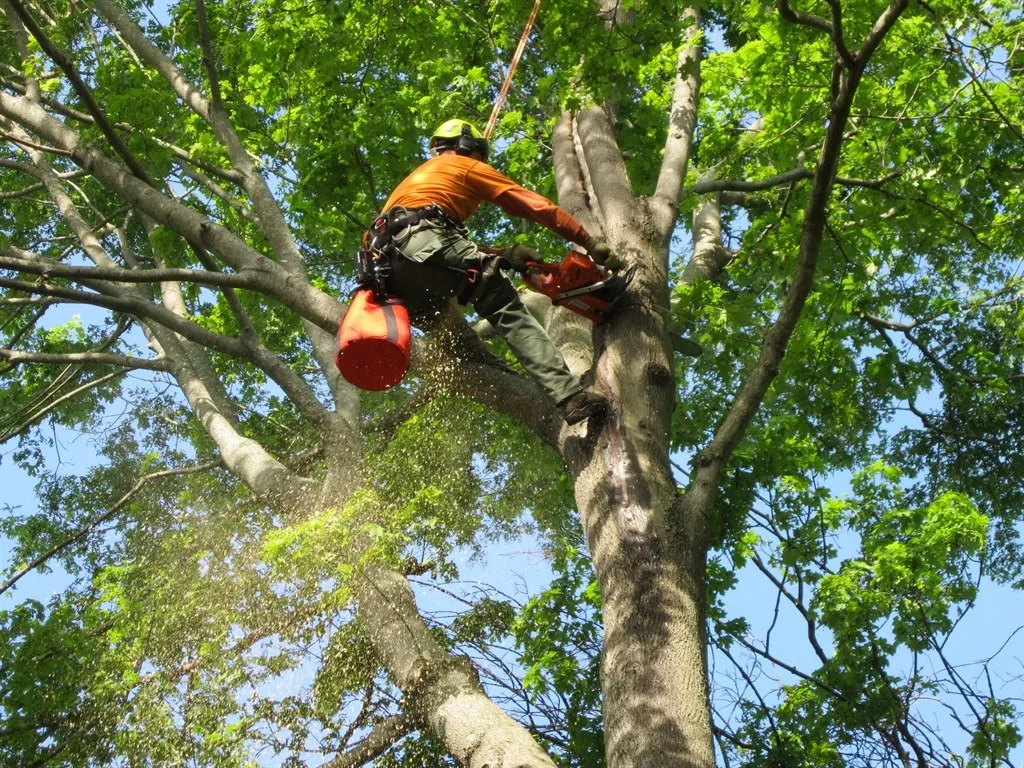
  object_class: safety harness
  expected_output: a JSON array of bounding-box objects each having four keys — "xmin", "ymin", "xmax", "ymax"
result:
[{"xmin": 357, "ymin": 204, "xmax": 500, "ymax": 306}]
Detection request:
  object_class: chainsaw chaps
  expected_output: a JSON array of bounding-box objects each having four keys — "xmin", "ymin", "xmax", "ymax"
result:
[{"xmin": 522, "ymin": 251, "xmax": 629, "ymax": 323}]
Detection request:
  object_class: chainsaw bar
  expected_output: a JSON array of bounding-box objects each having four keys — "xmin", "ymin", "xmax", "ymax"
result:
[{"xmin": 522, "ymin": 251, "xmax": 629, "ymax": 323}]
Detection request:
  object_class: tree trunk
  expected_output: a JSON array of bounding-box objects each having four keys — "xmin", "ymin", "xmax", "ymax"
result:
[{"xmin": 562, "ymin": 217, "xmax": 715, "ymax": 765}]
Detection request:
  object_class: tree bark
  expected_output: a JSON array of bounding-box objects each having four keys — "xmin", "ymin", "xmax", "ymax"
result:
[
  {"xmin": 354, "ymin": 566, "xmax": 558, "ymax": 768},
  {"xmin": 555, "ymin": 106, "xmax": 715, "ymax": 764}
]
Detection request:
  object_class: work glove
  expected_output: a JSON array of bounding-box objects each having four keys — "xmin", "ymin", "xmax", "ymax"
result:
[
  {"xmin": 504, "ymin": 243, "xmax": 543, "ymax": 272},
  {"xmin": 584, "ymin": 237, "xmax": 625, "ymax": 270}
]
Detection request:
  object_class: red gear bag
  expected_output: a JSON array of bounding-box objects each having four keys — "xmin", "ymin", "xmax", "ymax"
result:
[{"xmin": 335, "ymin": 288, "xmax": 411, "ymax": 391}]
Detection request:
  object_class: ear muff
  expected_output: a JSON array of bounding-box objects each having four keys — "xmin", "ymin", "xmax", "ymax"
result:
[
  {"xmin": 456, "ymin": 123, "xmax": 475, "ymax": 154},
  {"xmin": 456, "ymin": 123, "xmax": 487, "ymax": 159}
]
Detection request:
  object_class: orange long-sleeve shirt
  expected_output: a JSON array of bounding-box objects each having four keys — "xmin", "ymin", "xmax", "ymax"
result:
[{"xmin": 382, "ymin": 153, "xmax": 590, "ymax": 246}]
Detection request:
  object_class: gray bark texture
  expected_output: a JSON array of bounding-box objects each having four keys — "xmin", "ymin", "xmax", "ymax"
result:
[{"xmin": 552, "ymin": 104, "xmax": 716, "ymax": 766}]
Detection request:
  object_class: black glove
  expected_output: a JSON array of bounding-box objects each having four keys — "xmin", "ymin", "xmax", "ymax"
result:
[
  {"xmin": 504, "ymin": 243, "xmax": 543, "ymax": 272},
  {"xmin": 584, "ymin": 237, "xmax": 625, "ymax": 270}
]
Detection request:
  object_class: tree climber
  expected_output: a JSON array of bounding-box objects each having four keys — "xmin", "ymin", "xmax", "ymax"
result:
[{"xmin": 368, "ymin": 119, "xmax": 622, "ymax": 425}]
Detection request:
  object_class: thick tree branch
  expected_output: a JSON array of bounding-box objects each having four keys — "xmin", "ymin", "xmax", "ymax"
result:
[
  {"xmin": 575, "ymin": 107, "xmax": 635, "ymax": 236},
  {"xmin": 691, "ymin": 167, "xmax": 813, "ymax": 194},
  {"xmin": 570, "ymin": 114, "xmax": 607, "ymax": 238},
  {"xmin": 6, "ymin": 145, "xmax": 341, "ymax": 449},
  {"xmin": 857, "ymin": 0, "xmax": 911, "ymax": 64},
  {"xmin": 0, "ymin": 296, "xmax": 61, "ymax": 307},
  {"xmin": 156, "ymin": 340, "xmax": 319, "ymax": 508},
  {"xmin": 355, "ymin": 565, "xmax": 558, "ymax": 768},
  {"xmin": 0, "ymin": 0, "xmax": 40, "ymax": 101},
  {"xmin": 440, "ymin": 358, "xmax": 561, "ymax": 449},
  {"xmin": 0, "ymin": 127, "xmax": 72, "ymax": 156},
  {"xmin": 411, "ymin": 309, "xmax": 561, "ymax": 447},
  {"xmin": 551, "ymin": 112, "xmax": 601, "ymax": 235},
  {"xmin": 652, "ymin": 6, "xmax": 702, "ymax": 239},
  {"xmin": 776, "ymin": 0, "xmax": 834, "ymax": 38},
  {"xmin": 319, "ymin": 715, "xmax": 413, "ymax": 768},
  {"xmin": 685, "ymin": 102, "xmax": 860, "ymax": 506},
  {"xmin": 90, "ymin": 1, "xmax": 305, "ymax": 273},
  {"xmin": 824, "ymin": 0, "xmax": 856, "ymax": 67},
  {"xmin": 0, "ymin": 348, "xmax": 167, "ymax": 371},
  {"xmin": 194, "ymin": 0, "xmax": 223, "ymax": 107},
  {"xmin": 681, "ymin": 193, "xmax": 731, "ymax": 284},
  {"xmin": 1, "ymin": 249, "xmax": 255, "ymax": 289}
]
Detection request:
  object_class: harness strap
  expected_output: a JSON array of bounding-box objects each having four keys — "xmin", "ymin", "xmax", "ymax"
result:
[
  {"xmin": 378, "ymin": 204, "xmax": 465, "ymax": 240},
  {"xmin": 362, "ymin": 205, "xmax": 496, "ymax": 305},
  {"xmin": 458, "ymin": 254, "xmax": 504, "ymax": 306}
]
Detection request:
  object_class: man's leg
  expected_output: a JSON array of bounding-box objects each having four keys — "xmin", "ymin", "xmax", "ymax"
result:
[
  {"xmin": 388, "ymin": 221, "xmax": 466, "ymax": 319},
  {"xmin": 393, "ymin": 222, "xmax": 604, "ymax": 422},
  {"xmin": 474, "ymin": 277, "xmax": 608, "ymax": 424},
  {"xmin": 472, "ymin": 273, "xmax": 581, "ymax": 405}
]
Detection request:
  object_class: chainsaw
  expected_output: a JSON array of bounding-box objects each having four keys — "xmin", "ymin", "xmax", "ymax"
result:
[
  {"xmin": 511, "ymin": 249, "xmax": 702, "ymax": 356},
  {"xmin": 520, "ymin": 250, "xmax": 629, "ymax": 323}
]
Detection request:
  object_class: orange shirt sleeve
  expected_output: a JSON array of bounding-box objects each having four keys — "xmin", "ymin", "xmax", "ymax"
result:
[{"xmin": 464, "ymin": 162, "xmax": 590, "ymax": 246}]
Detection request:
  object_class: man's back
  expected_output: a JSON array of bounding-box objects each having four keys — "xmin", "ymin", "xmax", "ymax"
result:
[
  {"xmin": 382, "ymin": 154, "xmax": 516, "ymax": 222},
  {"xmin": 383, "ymin": 153, "xmax": 588, "ymax": 244}
]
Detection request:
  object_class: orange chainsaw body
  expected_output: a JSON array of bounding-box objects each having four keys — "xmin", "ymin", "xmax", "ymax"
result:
[{"xmin": 522, "ymin": 251, "xmax": 626, "ymax": 323}]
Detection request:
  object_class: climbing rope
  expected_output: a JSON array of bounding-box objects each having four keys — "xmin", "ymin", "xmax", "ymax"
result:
[{"xmin": 483, "ymin": 0, "xmax": 542, "ymax": 140}]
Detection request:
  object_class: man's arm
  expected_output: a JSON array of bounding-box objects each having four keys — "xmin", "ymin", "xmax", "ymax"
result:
[
  {"xmin": 493, "ymin": 186, "xmax": 590, "ymax": 246},
  {"xmin": 465, "ymin": 162, "xmax": 590, "ymax": 245},
  {"xmin": 495, "ymin": 186, "xmax": 624, "ymax": 268}
]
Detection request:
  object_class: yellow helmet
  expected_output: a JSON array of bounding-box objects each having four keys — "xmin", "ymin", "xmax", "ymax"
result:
[{"xmin": 429, "ymin": 119, "xmax": 488, "ymax": 159}]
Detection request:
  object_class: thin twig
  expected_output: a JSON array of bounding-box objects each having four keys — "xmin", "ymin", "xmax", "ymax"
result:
[
  {"xmin": 0, "ymin": 460, "xmax": 223, "ymax": 597},
  {"xmin": 0, "ymin": 348, "xmax": 168, "ymax": 371}
]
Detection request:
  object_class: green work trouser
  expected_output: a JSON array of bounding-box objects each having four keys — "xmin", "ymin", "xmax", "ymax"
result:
[{"xmin": 389, "ymin": 218, "xmax": 582, "ymax": 404}]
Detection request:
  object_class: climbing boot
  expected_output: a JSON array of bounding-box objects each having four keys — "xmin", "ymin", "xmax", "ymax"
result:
[{"xmin": 558, "ymin": 390, "xmax": 608, "ymax": 426}]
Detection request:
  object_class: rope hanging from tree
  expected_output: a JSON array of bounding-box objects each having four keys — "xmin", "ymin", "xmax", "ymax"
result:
[{"xmin": 483, "ymin": 0, "xmax": 542, "ymax": 140}]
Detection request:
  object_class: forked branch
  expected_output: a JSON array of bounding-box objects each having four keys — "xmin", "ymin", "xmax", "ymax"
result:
[{"xmin": 685, "ymin": 0, "xmax": 910, "ymax": 511}]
